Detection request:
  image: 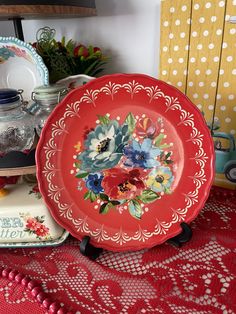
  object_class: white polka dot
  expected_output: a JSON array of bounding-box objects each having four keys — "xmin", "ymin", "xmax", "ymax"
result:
[
  {"xmin": 178, "ymin": 58, "xmax": 184, "ymax": 63},
  {"xmin": 225, "ymin": 117, "xmax": 231, "ymax": 123},
  {"xmin": 162, "ymin": 70, "xmax": 167, "ymax": 75},
  {"xmin": 193, "ymin": 93, "xmax": 198, "ymax": 99},
  {"xmin": 216, "ymin": 29, "xmax": 222, "ymax": 35},
  {"xmin": 163, "ymin": 46, "xmax": 168, "ymax": 52},
  {"xmin": 187, "ymin": 18, "xmax": 191, "ymax": 24},
  {"xmin": 180, "ymin": 32, "xmax": 186, "ymax": 38},
  {"xmin": 199, "ymin": 82, "xmax": 204, "ymax": 87},
  {"xmin": 224, "ymin": 82, "xmax": 230, "ymax": 87},
  {"xmin": 194, "ymin": 3, "xmax": 200, "ymax": 10},
  {"xmin": 222, "ymin": 42, "xmax": 227, "ymax": 48},
  {"xmin": 230, "ymin": 130, "xmax": 236, "ymax": 135},
  {"xmin": 197, "ymin": 104, "xmax": 202, "ymax": 110},
  {"xmin": 225, "ymin": 14, "xmax": 230, "ymax": 21},
  {"xmin": 168, "ymin": 58, "xmax": 173, "ymax": 63},
  {"xmin": 206, "ymin": 69, "xmax": 212, "ymax": 75},
  {"xmin": 233, "ymin": 0, "xmax": 236, "ymax": 5},
  {"xmin": 170, "ymin": 7, "xmax": 175, "ymax": 13},
  {"xmin": 169, "ymin": 33, "xmax": 174, "ymax": 39},
  {"xmin": 211, "ymin": 16, "xmax": 217, "ymax": 22},
  {"xmin": 219, "ymin": 1, "xmax": 225, "ymax": 7},
  {"xmin": 228, "ymin": 94, "xmax": 235, "ymax": 100},
  {"xmin": 217, "ymin": 94, "xmax": 221, "ymax": 99},
  {"xmin": 197, "ymin": 44, "xmax": 203, "ymax": 50},
  {"xmin": 208, "ymin": 43, "xmax": 214, "ymax": 49},
  {"xmin": 182, "ymin": 5, "xmax": 187, "ymax": 11},
  {"xmin": 163, "ymin": 21, "xmax": 169, "ymax": 27},
  {"xmin": 220, "ymin": 106, "xmax": 226, "ymax": 111},
  {"xmin": 214, "ymin": 56, "xmax": 219, "ymax": 62},
  {"xmin": 208, "ymin": 105, "xmax": 214, "ymax": 110},
  {"xmin": 230, "ymin": 28, "xmax": 236, "ymax": 35},
  {"xmin": 188, "ymin": 81, "xmax": 194, "ymax": 86},
  {"xmin": 203, "ymin": 30, "xmax": 209, "ymax": 36},
  {"xmin": 199, "ymin": 17, "xmax": 205, "ymax": 23},
  {"xmin": 232, "ymin": 69, "xmax": 236, "ymax": 75},
  {"xmin": 211, "ymin": 82, "xmax": 217, "ymax": 87},
  {"xmin": 203, "ymin": 94, "xmax": 209, "ymax": 99},
  {"xmin": 177, "ymin": 82, "xmax": 183, "ymax": 87},
  {"xmin": 201, "ymin": 57, "xmax": 207, "ymax": 62},
  {"xmin": 173, "ymin": 70, "xmax": 178, "ymax": 75},
  {"xmin": 195, "ymin": 69, "xmax": 201, "ymax": 75},
  {"xmin": 226, "ymin": 56, "xmax": 233, "ymax": 62},
  {"xmin": 174, "ymin": 45, "xmax": 179, "ymax": 51},
  {"xmin": 175, "ymin": 19, "xmax": 180, "ymax": 25},
  {"xmin": 190, "ymin": 57, "xmax": 196, "ymax": 63},
  {"xmin": 192, "ymin": 31, "xmax": 198, "ymax": 37},
  {"xmin": 233, "ymin": 106, "xmax": 236, "ymax": 111},
  {"xmin": 205, "ymin": 2, "xmax": 212, "ymax": 8},
  {"xmin": 220, "ymin": 69, "xmax": 224, "ymax": 75},
  {"xmin": 183, "ymin": 70, "xmax": 187, "ymax": 75},
  {"xmin": 185, "ymin": 45, "xmax": 189, "ymax": 51}
]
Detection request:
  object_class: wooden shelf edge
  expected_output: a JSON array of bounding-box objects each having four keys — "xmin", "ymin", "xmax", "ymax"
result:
[
  {"xmin": 0, "ymin": 5, "xmax": 97, "ymax": 19},
  {"xmin": 0, "ymin": 165, "xmax": 36, "ymax": 176}
]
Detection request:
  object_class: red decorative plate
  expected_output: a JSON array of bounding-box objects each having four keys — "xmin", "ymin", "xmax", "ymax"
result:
[{"xmin": 36, "ymin": 74, "xmax": 215, "ymax": 252}]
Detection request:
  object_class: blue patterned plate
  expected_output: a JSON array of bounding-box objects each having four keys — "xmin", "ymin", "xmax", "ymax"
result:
[{"xmin": 0, "ymin": 36, "xmax": 49, "ymax": 101}]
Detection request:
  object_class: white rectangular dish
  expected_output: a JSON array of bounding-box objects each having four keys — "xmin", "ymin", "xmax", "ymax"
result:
[{"xmin": 0, "ymin": 181, "xmax": 69, "ymax": 247}]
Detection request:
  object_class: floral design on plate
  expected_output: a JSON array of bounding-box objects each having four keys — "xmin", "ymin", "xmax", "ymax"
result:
[
  {"xmin": 28, "ymin": 184, "xmax": 42, "ymax": 199},
  {"xmin": 0, "ymin": 45, "xmax": 33, "ymax": 64},
  {"xmin": 20, "ymin": 213, "xmax": 52, "ymax": 240},
  {"xmin": 74, "ymin": 113, "xmax": 174, "ymax": 219}
]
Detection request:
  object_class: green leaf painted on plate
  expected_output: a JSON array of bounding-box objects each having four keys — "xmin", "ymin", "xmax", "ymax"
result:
[
  {"xmin": 138, "ymin": 189, "xmax": 160, "ymax": 203},
  {"xmin": 99, "ymin": 202, "xmax": 110, "ymax": 214},
  {"xmin": 83, "ymin": 191, "xmax": 90, "ymax": 200},
  {"xmin": 76, "ymin": 171, "xmax": 89, "ymax": 178},
  {"xmin": 154, "ymin": 133, "xmax": 165, "ymax": 146},
  {"xmin": 128, "ymin": 199, "xmax": 142, "ymax": 220},
  {"xmin": 125, "ymin": 112, "xmax": 136, "ymax": 133},
  {"xmin": 89, "ymin": 191, "xmax": 97, "ymax": 202},
  {"xmin": 99, "ymin": 193, "xmax": 109, "ymax": 201},
  {"xmin": 97, "ymin": 114, "xmax": 110, "ymax": 125}
]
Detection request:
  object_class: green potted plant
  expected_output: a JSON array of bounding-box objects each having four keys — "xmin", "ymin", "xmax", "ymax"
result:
[{"xmin": 31, "ymin": 27, "xmax": 107, "ymax": 84}]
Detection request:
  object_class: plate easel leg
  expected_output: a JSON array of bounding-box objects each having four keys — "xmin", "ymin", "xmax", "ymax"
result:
[
  {"xmin": 167, "ymin": 222, "xmax": 192, "ymax": 248},
  {"xmin": 80, "ymin": 236, "xmax": 103, "ymax": 260}
]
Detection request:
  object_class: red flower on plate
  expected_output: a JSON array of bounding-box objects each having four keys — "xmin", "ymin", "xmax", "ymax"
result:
[
  {"xmin": 102, "ymin": 168, "xmax": 145, "ymax": 200},
  {"xmin": 35, "ymin": 224, "xmax": 50, "ymax": 237},
  {"xmin": 25, "ymin": 218, "xmax": 38, "ymax": 231}
]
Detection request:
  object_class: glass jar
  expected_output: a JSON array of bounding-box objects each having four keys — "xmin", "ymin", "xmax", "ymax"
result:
[
  {"xmin": 32, "ymin": 84, "xmax": 68, "ymax": 136},
  {"xmin": 0, "ymin": 89, "xmax": 35, "ymax": 155}
]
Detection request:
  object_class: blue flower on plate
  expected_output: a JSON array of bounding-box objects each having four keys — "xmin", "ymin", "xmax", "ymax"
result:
[
  {"xmin": 0, "ymin": 47, "xmax": 14, "ymax": 61},
  {"xmin": 78, "ymin": 120, "xmax": 130, "ymax": 172},
  {"xmin": 86, "ymin": 173, "xmax": 104, "ymax": 194},
  {"xmin": 124, "ymin": 138, "xmax": 161, "ymax": 168}
]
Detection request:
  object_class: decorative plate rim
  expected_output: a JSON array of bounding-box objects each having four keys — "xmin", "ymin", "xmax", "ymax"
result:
[
  {"xmin": 36, "ymin": 73, "xmax": 215, "ymax": 252},
  {"xmin": 0, "ymin": 36, "xmax": 49, "ymax": 92}
]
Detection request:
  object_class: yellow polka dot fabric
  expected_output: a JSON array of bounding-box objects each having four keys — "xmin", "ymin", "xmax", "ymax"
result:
[{"xmin": 159, "ymin": 0, "xmax": 236, "ymax": 189}]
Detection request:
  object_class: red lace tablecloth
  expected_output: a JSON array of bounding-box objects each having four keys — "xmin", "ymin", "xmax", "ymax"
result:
[{"xmin": 0, "ymin": 186, "xmax": 235, "ymax": 314}]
